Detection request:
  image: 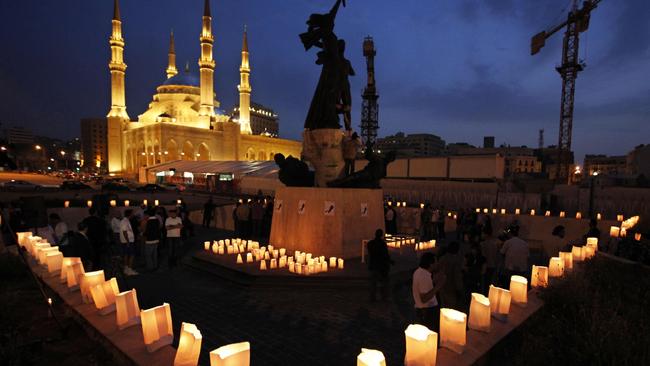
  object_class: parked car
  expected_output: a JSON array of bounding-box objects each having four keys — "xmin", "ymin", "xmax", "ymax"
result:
[
  {"xmin": 101, "ymin": 182, "xmax": 130, "ymax": 192},
  {"xmin": 3, "ymin": 180, "xmax": 42, "ymax": 191},
  {"xmin": 60, "ymin": 180, "xmax": 93, "ymax": 190},
  {"xmin": 136, "ymin": 183, "xmax": 167, "ymax": 193}
]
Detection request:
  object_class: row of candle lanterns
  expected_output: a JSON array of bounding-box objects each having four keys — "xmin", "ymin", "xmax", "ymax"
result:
[
  {"xmin": 63, "ymin": 199, "xmax": 185, "ymax": 208},
  {"xmin": 609, "ymin": 215, "xmax": 641, "ymax": 240},
  {"xmin": 204, "ymin": 238, "xmax": 345, "ymax": 275},
  {"xmin": 17, "ymin": 232, "xmax": 251, "ymax": 366},
  {"xmin": 473, "ymin": 207, "xmax": 628, "ymax": 221}
]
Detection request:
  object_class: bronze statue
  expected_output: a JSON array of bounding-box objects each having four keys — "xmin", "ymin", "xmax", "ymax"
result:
[
  {"xmin": 326, "ymin": 147, "xmax": 396, "ymax": 188},
  {"xmin": 300, "ymin": 0, "xmax": 354, "ymax": 131},
  {"xmin": 274, "ymin": 153, "xmax": 315, "ymax": 187}
]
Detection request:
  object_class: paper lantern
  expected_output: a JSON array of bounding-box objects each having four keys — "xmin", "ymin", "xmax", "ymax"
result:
[
  {"xmin": 510, "ymin": 275, "xmax": 528, "ymax": 307},
  {"xmin": 402, "ymin": 201, "xmax": 406, "ymax": 207},
  {"xmin": 270, "ymin": 259, "xmax": 277, "ymax": 269},
  {"xmin": 559, "ymin": 251, "xmax": 573, "ymax": 270},
  {"xmin": 483, "ymin": 208, "xmax": 488, "ymax": 214},
  {"xmin": 571, "ymin": 246, "xmax": 585, "ymax": 262},
  {"xmin": 260, "ymin": 260, "xmax": 267, "ymax": 271},
  {"xmin": 124, "ymin": 199, "xmax": 130, "ymax": 207},
  {"xmin": 110, "ymin": 199, "xmax": 117, "ymax": 207},
  {"xmin": 420, "ymin": 203, "xmax": 425, "ymax": 209},
  {"xmin": 439, "ymin": 308, "xmax": 467, "ymax": 354},
  {"xmin": 279, "ymin": 248, "xmax": 286, "ymax": 257},
  {"xmin": 620, "ymin": 228, "xmax": 627, "ymax": 238},
  {"xmin": 66, "ymin": 262, "xmax": 85, "ymax": 290},
  {"xmin": 531, "ymin": 265, "xmax": 548, "ymax": 288},
  {"xmin": 610, "ymin": 226, "xmax": 620, "ymax": 238},
  {"xmin": 177, "ymin": 199, "xmax": 182, "ymax": 205},
  {"xmin": 575, "ymin": 212, "xmax": 582, "ymax": 219},
  {"xmin": 174, "ymin": 322, "xmax": 202, "ymax": 366},
  {"xmin": 548, "ymin": 257, "xmax": 564, "ymax": 277},
  {"xmin": 204, "ymin": 241, "xmax": 210, "ymax": 251},
  {"xmin": 60, "ymin": 257, "xmax": 81, "ymax": 283},
  {"xmin": 492, "ymin": 208, "xmax": 497, "ymax": 214},
  {"xmin": 617, "ymin": 214, "xmax": 624, "ymax": 221},
  {"xmin": 81, "ymin": 270, "xmax": 105, "ymax": 304},
  {"xmin": 31, "ymin": 242, "xmax": 50, "ymax": 259},
  {"xmin": 236, "ymin": 254, "xmax": 243, "ymax": 264},
  {"xmin": 320, "ymin": 261, "xmax": 328, "ymax": 272},
  {"xmin": 141, "ymin": 303, "xmax": 173, "ymax": 352},
  {"xmin": 338, "ymin": 258, "xmax": 345, "ymax": 269},
  {"xmin": 64, "ymin": 200, "xmax": 70, "ymax": 208},
  {"xmin": 596, "ymin": 213, "xmax": 601, "ymax": 220},
  {"xmin": 515, "ymin": 208, "xmax": 521, "ymax": 215},
  {"xmin": 404, "ymin": 324, "xmax": 437, "ymax": 366},
  {"xmin": 143, "ymin": 199, "xmax": 148, "ymax": 206},
  {"xmin": 586, "ymin": 237, "xmax": 598, "ymax": 250},
  {"xmin": 46, "ymin": 252, "xmax": 63, "ymax": 276},
  {"xmin": 500, "ymin": 208, "xmax": 506, "ymax": 215},
  {"xmin": 289, "ymin": 262, "xmax": 295, "ymax": 273},
  {"xmin": 545, "ymin": 210, "xmax": 551, "ymax": 217},
  {"xmin": 584, "ymin": 245, "xmax": 595, "ymax": 259},
  {"xmin": 397, "ymin": 202, "xmax": 401, "ymax": 207},
  {"xmin": 468, "ymin": 293, "xmax": 490, "ymax": 332},
  {"xmin": 635, "ymin": 233, "xmax": 642, "ymax": 241},
  {"xmin": 17, "ymin": 231, "xmax": 32, "ymax": 247},
  {"xmin": 154, "ymin": 199, "xmax": 159, "ymax": 206},
  {"xmin": 245, "ymin": 253, "xmax": 253, "ymax": 263},
  {"xmin": 116, "ymin": 289, "xmax": 141, "ymax": 330},
  {"xmin": 559, "ymin": 211, "xmax": 565, "ymax": 218},
  {"xmin": 87, "ymin": 200, "xmax": 93, "ymax": 207},
  {"xmin": 279, "ymin": 256, "xmax": 287, "ymax": 268},
  {"xmin": 488, "ymin": 285, "xmax": 511, "ymax": 322},
  {"xmin": 357, "ymin": 348, "xmax": 386, "ymax": 366},
  {"xmin": 90, "ymin": 277, "xmax": 120, "ymax": 315},
  {"xmin": 530, "ymin": 209, "xmax": 535, "ymax": 216},
  {"xmin": 210, "ymin": 342, "xmax": 250, "ymax": 366},
  {"xmin": 38, "ymin": 247, "xmax": 59, "ymax": 266}
]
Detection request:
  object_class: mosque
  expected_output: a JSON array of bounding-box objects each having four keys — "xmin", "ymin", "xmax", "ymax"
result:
[{"xmin": 106, "ymin": 0, "xmax": 301, "ymax": 177}]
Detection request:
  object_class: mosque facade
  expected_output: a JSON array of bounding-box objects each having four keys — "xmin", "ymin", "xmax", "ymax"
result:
[{"xmin": 106, "ymin": 0, "xmax": 301, "ymax": 177}]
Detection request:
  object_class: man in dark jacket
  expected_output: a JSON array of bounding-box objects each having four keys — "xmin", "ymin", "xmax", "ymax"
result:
[
  {"xmin": 367, "ymin": 229, "xmax": 393, "ymax": 301},
  {"xmin": 82, "ymin": 208, "xmax": 107, "ymax": 270}
]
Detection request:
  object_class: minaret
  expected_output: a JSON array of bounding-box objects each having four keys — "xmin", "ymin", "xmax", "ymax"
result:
[
  {"xmin": 237, "ymin": 26, "xmax": 252, "ymax": 135},
  {"xmin": 107, "ymin": 0, "xmax": 129, "ymax": 119},
  {"xmin": 198, "ymin": 0, "xmax": 215, "ymax": 119},
  {"xmin": 166, "ymin": 30, "xmax": 178, "ymax": 79},
  {"xmin": 107, "ymin": 0, "xmax": 127, "ymax": 175}
]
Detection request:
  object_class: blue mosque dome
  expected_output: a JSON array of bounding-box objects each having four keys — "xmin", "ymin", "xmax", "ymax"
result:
[{"xmin": 163, "ymin": 71, "xmax": 199, "ymax": 87}]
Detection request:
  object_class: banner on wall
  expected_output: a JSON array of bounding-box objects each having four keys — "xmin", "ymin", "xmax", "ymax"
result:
[
  {"xmin": 298, "ymin": 200, "xmax": 306, "ymax": 215},
  {"xmin": 275, "ymin": 199, "xmax": 283, "ymax": 213},
  {"xmin": 360, "ymin": 203, "xmax": 368, "ymax": 217},
  {"xmin": 324, "ymin": 201, "xmax": 335, "ymax": 216}
]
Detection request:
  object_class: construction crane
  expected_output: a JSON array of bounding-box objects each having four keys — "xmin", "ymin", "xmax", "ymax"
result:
[
  {"xmin": 531, "ymin": 0, "xmax": 601, "ymax": 183},
  {"xmin": 360, "ymin": 36, "xmax": 379, "ymax": 148}
]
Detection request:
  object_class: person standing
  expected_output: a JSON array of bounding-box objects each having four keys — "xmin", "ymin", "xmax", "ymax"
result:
[
  {"xmin": 385, "ymin": 205, "xmax": 397, "ymax": 235},
  {"xmin": 500, "ymin": 226, "xmax": 529, "ymax": 285},
  {"xmin": 479, "ymin": 227, "xmax": 500, "ymax": 294},
  {"xmin": 367, "ymin": 229, "xmax": 393, "ymax": 301},
  {"xmin": 203, "ymin": 197, "xmax": 215, "ymax": 227},
  {"xmin": 70, "ymin": 222, "xmax": 95, "ymax": 270},
  {"xmin": 49, "ymin": 213, "xmax": 68, "ymax": 245},
  {"xmin": 110, "ymin": 210, "xmax": 122, "ymax": 246},
  {"xmin": 438, "ymin": 241, "xmax": 464, "ymax": 309},
  {"xmin": 82, "ymin": 208, "xmax": 108, "ymax": 271},
  {"xmin": 412, "ymin": 252, "xmax": 446, "ymax": 332},
  {"xmin": 143, "ymin": 210, "xmax": 161, "ymax": 271},
  {"xmin": 342, "ymin": 132, "xmax": 362, "ymax": 176},
  {"xmin": 236, "ymin": 201, "xmax": 251, "ymax": 238},
  {"xmin": 251, "ymin": 200, "xmax": 265, "ymax": 239},
  {"xmin": 437, "ymin": 206, "xmax": 446, "ymax": 239},
  {"xmin": 420, "ymin": 204, "xmax": 433, "ymax": 241},
  {"xmin": 120, "ymin": 209, "xmax": 138, "ymax": 276},
  {"xmin": 165, "ymin": 209, "xmax": 183, "ymax": 268}
]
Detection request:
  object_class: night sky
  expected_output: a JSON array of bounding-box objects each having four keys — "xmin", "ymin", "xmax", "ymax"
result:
[{"xmin": 1, "ymin": 0, "xmax": 648, "ymax": 163}]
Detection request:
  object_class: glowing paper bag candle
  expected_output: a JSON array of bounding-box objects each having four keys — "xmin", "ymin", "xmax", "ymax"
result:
[
  {"xmin": 488, "ymin": 285, "xmax": 511, "ymax": 322},
  {"xmin": 571, "ymin": 246, "xmax": 585, "ymax": 262},
  {"xmin": 87, "ymin": 200, "xmax": 93, "ymax": 208},
  {"xmin": 548, "ymin": 257, "xmax": 564, "ymax": 277},
  {"xmin": 617, "ymin": 214, "xmax": 624, "ymax": 221},
  {"xmin": 635, "ymin": 233, "xmax": 642, "ymax": 241},
  {"xmin": 124, "ymin": 199, "xmax": 130, "ymax": 207},
  {"xmin": 320, "ymin": 262, "xmax": 328, "ymax": 272},
  {"xmin": 596, "ymin": 213, "xmax": 601, "ymax": 220},
  {"xmin": 90, "ymin": 277, "xmax": 120, "ymax": 315},
  {"xmin": 246, "ymin": 253, "xmax": 253, "ymax": 263},
  {"xmin": 492, "ymin": 208, "xmax": 497, "ymax": 214},
  {"xmin": 143, "ymin": 199, "xmax": 148, "ymax": 206},
  {"xmin": 439, "ymin": 308, "xmax": 467, "ymax": 354},
  {"xmin": 116, "ymin": 289, "xmax": 141, "ymax": 330},
  {"xmin": 81, "ymin": 270, "xmax": 105, "ymax": 304},
  {"xmin": 210, "ymin": 341, "xmax": 250, "ymax": 366},
  {"xmin": 174, "ymin": 322, "xmax": 202, "ymax": 366},
  {"xmin": 545, "ymin": 210, "xmax": 551, "ymax": 217},
  {"xmin": 586, "ymin": 237, "xmax": 598, "ymax": 250},
  {"xmin": 236, "ymin": 254, "xmax": 243, "ymax": 264},
  {"xmin": 270, "ymin": 259, "xmax": 277, "ymax": 269},
  {"xmin": 468, "ymin": 293, "xmax": 490, "ymax": 332},
  {"xmin": 140, "ymin": 303, "xmax": 173, "ymax": 352},
  {"xmin": 154, "ymin": 200, "xmax": 159, "ymax": 206},
  {"xmin": 338, "ymin": 258, "xmax": 345, "ymax": 269},
  {"xmin": 260, "ymin": 260, "xmax": 267, "ymax": 271},
  {"xmin": 46, "ymin": 252, "xmax": 63, "ymax": 276},
  {"xmin": 500, "ymin": 209, "xmax": 506, "ymax": 215},
  {"xmin": 279, "ymin": 248, "xmax": 286, "ymax": 257},
  {"xmin": 584, "ymin": 245, "xmax": 595, "ymax": 259},
  {"xmin": 279, "ymin": 256, "xmax": 287, "ymax": 268},
  {"xmin": 510, "ymin": 276, "xmax": 528, "ymax": 307},
  {"xmin": 110, "ymin": 199, "xmax": 117, "ymax": 207},
  {"xmin": 404, "ymin": 324, "xmax": 437, "ymax": 366},
  {"xmin": 560, "ymin": 211, "xmax": 566, "ymax": 218},
  {"xmin": 357, "ymin": 348, "xmax": 386, "ymax": 366},
  {"xmin": 38, "ymin": 247, "xmax": 59, "ymax": 266},
  {"xmin": 17, "ymin": 232, "xmax": 32, "ymax": 247},
  {"xmin": 64, "ymin": 200, "xmax": 70, "ymax": 208},
  {"xmin": 67, "ymin": 262, "xmax": 85, "ymax": 290},
  {"xmin": 620, "ymin": 228, "xmax": 627, "ymax": 237},
  {"xmin": 576, "ymin": 212, "xmax": 582, "ymax": 219},
  {"xmin": 530, "ymin": 209, "xmax": 535, "ymax": 216},
  {"xmin": 515, "ymin": 208, "xmax": 521, "ymax": 215},
  {"xmin": 60, "ymin": 257, "xmax": 81, "ymax": 284},
  {"xmin": 204, "ymin": 241, "xmax": 211, "ymax": 251},
  {"xmin": 289, "ymin": 262, "xmax": 295, "ymax": 273},
  {"xmin": 531, "ymin": 265, "xmax": 548, "ymax": 288},
  {"xmin": 559, "ymin": 251, "xmax": 573, "ymax": 270}
]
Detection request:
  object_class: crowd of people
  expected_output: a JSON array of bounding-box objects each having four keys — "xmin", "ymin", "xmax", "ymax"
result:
[{"xmin": 202, "ymin": 194, "xmax": 275, "ymax": 241}]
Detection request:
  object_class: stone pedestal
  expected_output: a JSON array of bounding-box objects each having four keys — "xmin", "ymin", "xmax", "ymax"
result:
[
  {"xmin": 270, "ymin": 187, "xmax": 385, "ymax": 259},
  {"xmin": 302, "ymin": 129, "xmax": 345, "ymax": 187}
]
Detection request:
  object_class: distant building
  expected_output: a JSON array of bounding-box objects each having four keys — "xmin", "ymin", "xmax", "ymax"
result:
[
  {"xmin": 483, "ymin": 136, "xmax": 495, "ymax": 148},
  {"xmin": 626, "ymin": 144, "xmax": 650, "ymax": 178},
  {"xmin": 535, "ymin": 146, "xmax": 575, "ymax": 182},
  {"xmin": 3, "ymin": 126, "xmax": 34, "ymax": 145},
  {"xmin": 376, "ymin": 132, "xmax": 446, "ymax": 157},
  {"xmin": 583, "ymin": 154, "xmax": 626, "ymax": 177},
  {"xmin": 451, "ymin": 145, "xmax": 542, "ymax": 176},
  {"xmin": 81, "ymin": 118, "xmax": 108, "ymax": 172},
  {"xmin": 445, "ymin": 142, "xmax": 475, "ymax": 156},
  {"xmin": 231, "ymin": 102, "xmax": 279, "ymax": 137}
]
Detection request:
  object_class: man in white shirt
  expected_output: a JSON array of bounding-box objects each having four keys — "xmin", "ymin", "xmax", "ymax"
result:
[
  {"xmin": 110, "ymin": 210, "xmax": 122, "ymax": 245},
  {"xmin": 120, "ymin": 209, "xmax": 138, "ymax": 275},
  {"xmin": 165, "ymin": 209, "xmax": 183, "ymax": 268},
  {"xmin": 412, "ymin": 252, "xmax": 446, "ymax": 331},
  {"xmin": 500, "ymin": 226, "xmax": 529, "ymax": 283}
]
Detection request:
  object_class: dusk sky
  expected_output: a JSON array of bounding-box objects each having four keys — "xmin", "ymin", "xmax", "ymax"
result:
[{"xmin": 1, "ymin": 0, "xmax": 648, "ymax": 163}]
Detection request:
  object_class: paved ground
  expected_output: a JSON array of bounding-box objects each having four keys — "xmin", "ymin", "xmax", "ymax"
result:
[
  {"xmin": 125, "ymin": 227, "xmax": 417, "ymax": 365},
  {"xmin": 0, "ymin": 172, "xmax": 63, "ymax": 185}
]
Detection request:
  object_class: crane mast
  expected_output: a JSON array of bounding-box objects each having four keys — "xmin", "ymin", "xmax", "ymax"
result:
[
  {"xmin": 531, "ymin": 0, "xmax": 600, "ymax": 183},
  {"xmin": 361, "ymin": 36, "xmax": 379, "ymax": 148}
]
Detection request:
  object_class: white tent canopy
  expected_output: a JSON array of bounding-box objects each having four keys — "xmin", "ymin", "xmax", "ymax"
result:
[{"xmin": 146, "ymin": 160, "xmax": 280, "ymax": 179}]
